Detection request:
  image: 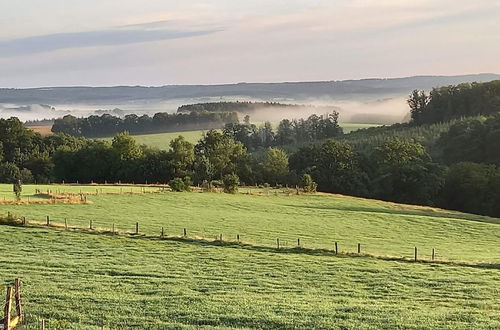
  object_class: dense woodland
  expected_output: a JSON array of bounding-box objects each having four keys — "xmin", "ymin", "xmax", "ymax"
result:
[
  {"xmin": 1, "ymin": 80, "xmax": 500, "ymax": 217},
  {"xmin": 51, "ymin": 111, "xmax": 239, "ymax": 137},
  {"xmin": 177, "ymin": 101, "xmax": 334, "ymax": 114},
  {"xmin": 408, "ymin": 80, "xmax": 500, "ymax": 124}
]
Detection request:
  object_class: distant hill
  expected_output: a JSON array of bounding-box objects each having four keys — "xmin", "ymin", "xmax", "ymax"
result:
[{"xmin": 1, "ymin": 74, "xmax": 499, "ymax": 105}]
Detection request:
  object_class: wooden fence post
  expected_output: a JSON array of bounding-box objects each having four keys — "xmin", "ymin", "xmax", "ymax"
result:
[
  {"xmin": 161, "ymin": 227, "xmax": 164, "ymax": 237},
  {"xmin": 46, "ymin": 216, "xmax": 50, "ymax": 226},
  {"xmin": 276, "ymin": 238, "xmax": 280, "ymax": 249},
  {"xmin": 183, "ymin": 228, "xmax": 187, "ymax": 237},
  {"xmin": 237, "ymin": 234, "xmax": 240, "ymax": 243},
  {"xmin": 414, "ymin": 247, "xmax": 418, "ymax": 261},
  {"xmin": 297, "ymin": 238, "xmax": 300, "ymax": 247},
  {"xmin": 89, "ymin": 220, "xmax": 93, "ymax": 230},
  {"xmin": 14, "ymin": 278, "xmax": 22, "ymax": 323},
  {"xmin": 64, "ymin": 218, "xmax": 68, "ymax": 230},
  {"xmin": 22, "ymin": 217, "xmax": 26, "ymax": 226},
  {"xmin": 432, "ymin": 248, "xmax": 435, "ymax": 261},
  {"xmin": 219, "ymin": 234, "xmax": 223, "ymax": 242},
  {"xmin": 335, "ymin": 242, "xmax": 338, "ymax": 254},
  {"xmin": 357, "ymin": 243, "xmax": 361, "ymax": 254},
  {"xmin": 3, "ymin": 286, "xmax": 13, "ymax": 330},
  {"xmin": 112, "ymin": 223, "xmax": 115, "ymax": 234},
  {"xmin": 135, "ymin": 222, "xmax": 139, "ymax": 234}
]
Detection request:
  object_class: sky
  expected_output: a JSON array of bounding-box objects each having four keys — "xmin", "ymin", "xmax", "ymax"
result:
[{"xmin": 0, "ymin": 0, "xmax": 499, "ymax": 88}]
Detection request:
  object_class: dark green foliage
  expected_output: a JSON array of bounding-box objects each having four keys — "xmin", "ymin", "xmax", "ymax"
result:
[
  {"xmin": 263, "ymin": 147, "xmax": 289, "ymax": 185},
  {"xmin": 52, "ymin": 111, "xmax": 239, "ymax": 137},
  {"xmin": 13, "ymin": 180, "xmax": 22, "ymax": 200},
  {"xmin": 290, "ymin": 140, "xmax": 367, "ymax": 196},
  {"xmin": 169, "ymin": 177, "xmax": 186, "ymax": 192},
  {"xmin": 438, "ymin": 115, "xmax": 500, "ymax": 166},
  {"xmin": 0, "ymin": 162, "xmax": 21, "ymax": 183},
  {"xmin": 299, "ymin": 174, "xmax": 317, "ymax": 193},
  {"xmin": 183, "ymin": 176, "xmax": 193, "ymax": 192},
  {"xmin": 223, "ymin": 173, "xmax": 240, "ymax": 194},
  {"xmin": 440, "ymin": 162, "xmax": 500, "ymax": 217},
  {"xmin": 370, "ymin": 139, "xmax": 445, "ymax": 205},
  {"xmin": 223, "ymin": 112, "xmax": 342, "ymax": 150},
  {"xmin": 409, "ymin": 80, "xmax": 500, "ymax": 125},
  {"xmin": 177, "ymin": 101, "xmax": 334, "ymax": 114},
  {"xmin": 194, "ymin": 130, "xmax": 247, "ymax": 181}
]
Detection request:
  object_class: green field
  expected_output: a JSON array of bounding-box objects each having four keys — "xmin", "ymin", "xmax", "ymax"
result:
[
  {"xmin": 99, "ymin": 124, "xmax": 378, "ymax": 150},
  {"xmin": 100, "ymin": 130, "xmax": 208, "ymax": 150},
  {"xmin": 1, "ymin": 185, "xmax": 499, "ymax": 328}
]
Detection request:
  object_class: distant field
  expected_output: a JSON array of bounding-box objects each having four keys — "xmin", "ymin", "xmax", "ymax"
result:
[
  {"xmin": 0, "ymin": 184, "xmax": 499, "ymax": 328},
  {"xmin": 101, "ymin": 130, "xmax": 208, "ymax": 149},
  {"xmin": 99, "ymin": 124, "xmax": 379, "ymax": 149},
  {"xmin": 26, "ymin": 125, "xmax": 53, "ymax": 136}
]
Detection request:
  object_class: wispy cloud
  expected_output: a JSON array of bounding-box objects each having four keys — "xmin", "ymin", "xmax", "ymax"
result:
[{"xmin": 0, "ymin": 21, "xmax": 222, "ymax": 58}]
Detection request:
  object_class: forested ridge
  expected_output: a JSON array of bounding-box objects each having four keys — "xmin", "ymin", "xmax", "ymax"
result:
[{"xmin": 2, "ymin": 80, "xmax": 500, "ymax": 217}]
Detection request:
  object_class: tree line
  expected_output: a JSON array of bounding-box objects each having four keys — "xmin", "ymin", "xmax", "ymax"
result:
[
  {"xmin": 1, "ymin": 79, "xmax": 500, "ymax": 217},
  {"xmin": 408, "ymin": 80, "xmax": 500, "ymax": 125},
  {"xmin": 223, "ymin": 112, "xmax": 343, "ymax": 150},
  {"xmin": 177, "ymin": 101, "xmax": 334, "ymax": 114},
  {"xmin": 51, "ymin": 111, "xmax": 239, "ymax": 137}
]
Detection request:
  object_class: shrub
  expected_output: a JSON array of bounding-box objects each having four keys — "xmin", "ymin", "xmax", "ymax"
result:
[
  {"xmin": 223, "ymin": 174, "xmax": 240, "ymax": 194},
  {"xmin": 13, "ymin": 180, "xmax": 22, "ymax": 201},
  {"xmin": 299, "ymin": 174, "xmax": 317, "ymax": 193},
  {"xmin": 183, "ymin": 176, "xmax": 193, "ymax": 192},
  {"xmin": 169, "ymin": 177, "xmax": 186, "ymax": 192}
]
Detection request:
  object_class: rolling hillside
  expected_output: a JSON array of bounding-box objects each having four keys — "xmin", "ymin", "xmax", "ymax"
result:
[{"xmin": 0, "ymin": 184, "xmax": 499, "ymax": 328}]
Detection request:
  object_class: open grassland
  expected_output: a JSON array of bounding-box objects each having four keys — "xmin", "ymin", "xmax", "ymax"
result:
[
  {"xmin": 100, "ymin": 130, "xmax": 208, "ymax": 149},
  {"xmin": 1, "ymin": 184, "xmax": 499, "ymax": 263},
  {"xmin": 0, "ymin": 184, "xmax": 499, "ymax": 328},
  {"xmin": 0, "ymin": 184, "xmax": 160, "ymax": 201},
  {"xmin": 1, "ymin": 225, "xmax": 499, "ymax": 329}
]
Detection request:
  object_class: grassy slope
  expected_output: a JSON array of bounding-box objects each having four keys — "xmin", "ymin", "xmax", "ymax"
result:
[
  {"xmin": 1, "ymin": 185, "xmax": 499, "ymax": 328},
  {"xmin": 1, "ymin": 185, "xmax": 499, "ymax": 262}
]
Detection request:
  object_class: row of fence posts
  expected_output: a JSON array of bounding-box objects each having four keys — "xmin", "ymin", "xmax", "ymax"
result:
[{"xmin": 38, "ymin": 216, "xmax": 438, "ymax": 261}]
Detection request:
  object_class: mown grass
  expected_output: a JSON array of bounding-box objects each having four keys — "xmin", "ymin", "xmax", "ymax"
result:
[
  {"xmin": 1, "ymin": 184, "xmax": 499, "ymax": 328},
  {"xmin": 100, "ymin": 130, "xmax": 208, "ymax": 150},
  {"xmin": 1, "ymin": 226, "xmax": 499, "ymax": 329},
  {"xmin": 1, "ymin": 185, "xmax": 499, "ymax": 263},
  {"xmin": 0, "ymin": 184, "xmax": 160, "ymax": 201}
]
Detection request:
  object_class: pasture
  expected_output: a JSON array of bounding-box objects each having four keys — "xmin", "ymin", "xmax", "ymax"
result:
[
  {"xmin": 0, "ymin": 184, "xmax": 499, "ymax": 328},
  {"xmin": 97, "ymin": 123, "xmax": 379, "ymax": 150}
]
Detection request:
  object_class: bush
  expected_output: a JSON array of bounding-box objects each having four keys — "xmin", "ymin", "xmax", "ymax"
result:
[
  {"xmin": 169, "ymin": 177, "xmax": 186, "ymax": 192},
  {"xmin": 223, "ymin": 174, "xmax": 240, "ymax": 194},
  {"xmin": 13, "ymin": 180, "xmax": 22, "ymax": 201},
  {"xmin": 299, "ymin": 174, "xmax": 317, "ymax": 193},
  {"xmin": 183, "ymin": 176, "xmax": 193, "ymax": 192}
]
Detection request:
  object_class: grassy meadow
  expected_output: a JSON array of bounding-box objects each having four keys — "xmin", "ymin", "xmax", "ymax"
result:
[
  {"xmin": 97, "ymin": 123, "xmax": 379, "ymax": 150},
  {"xmin": 0, "ymin": 184, "xmax": 499, "ymax": 328}
]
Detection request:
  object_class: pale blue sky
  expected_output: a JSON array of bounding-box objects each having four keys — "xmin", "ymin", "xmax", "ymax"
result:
[{"xmin": 0, "ymin": 0, "xmax": 499, "ymax": 87}]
